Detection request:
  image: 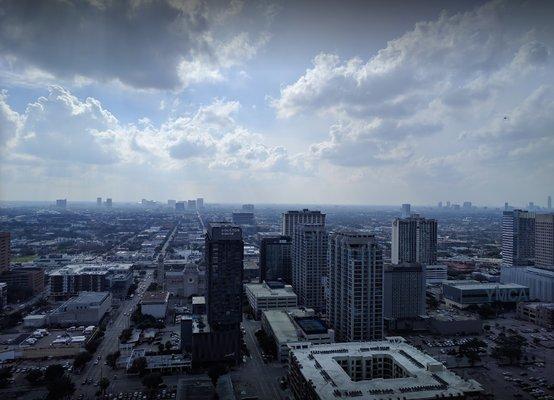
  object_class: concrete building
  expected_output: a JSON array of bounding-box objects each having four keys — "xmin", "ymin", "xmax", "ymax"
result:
[
  {"xmin": 500, "ymin": 265, "xmax": 554, "ymax": 302},
  {"xmin": 0, "ymin": 267, "xmax": 45, "ymax": 296},
  {"xmin": 140, "ymin": 291, "xmax": 169, "ymax": 319},
  {"xmin": 425, "ymin": 264, "xmax": 448, "ymax": 284},
  {"xmin": 164, "ymin": 264, "xmax": 205, "ymax": 298},
  {"xmin": 259, "ymin": 235, "xmax": 292, "ymax": 283},
  {"xmin": 198, "ymin": 222, "xmax": 244, "ymax": 364},
  {"xmin": 502, "ymin": 210, "xmax": 535, "ymax": 266},
  {"xmin": 0, "ymin": 232, "xmax": 10, "ymax": 273},
  {"xmin": 391, "ymin": 216, "xmax": 437, "ymax": 265},
  {"xmin": 187, "ymin": 200, "xmax": 197, "ymax": 211},
  {"xmin": 244, "ymin": 281, "xmax": 298, "ymax": 319},
  {"xmin": 535, "ymin": 213, "xmax": 554, "ymax": 268},
  {"xmin": 327, "ymin": 232, "xmax": 383, "ymax": 342},
  {"xmin": 55, "ymin": 199, "xmax": 67, "ymax": 208},
  {"xmin": 97, "ymin": 197, "xmax": 102, "ymax": 206},
  {"xmin": 105, "ymin": 198, "xmax": 112, "ymax": 207},
  {"xmin": 49, "ymin": 292, "xmax": 112, "ymax": 326},
  {"xmin": 516, "ymin": 302, "xmax": 554, "ymax": 329},
  {"xmin": 192, "ymin": 296, "xmax": 206, "ymax": 315},
  {"xmin": 292, "ymin": 224, "xmax": 327, "ymax": 312},
  {"xmin": 261, "ymin": 308, "xmax": 334, "ymax": 362},
  {"xmin": 384, "ymin": 263, "xmax": 426, "ymax": 321},
  {"xmin": 196, "ymin": 198, "xmax": 204, "ymax": 210},
  {"xmin": 288, "ymin": 338, "xmax": 483, "ymax": 400},
  {"xmin": 282, "ymin": 209, "xmax": 325, "ymax": 237},
  {"xmin": 401, "ymin": 203, "xmax": 411, "ymax": 218},
  {"xmin": 242, "ymin": 204, "xmax": 254, "ymax": 212},
  {"xmin": 48, "ymin": 263, "xmax": 132, "ymax": 299},
  {"xmin": 231, "ymin": 212, "xmax": 255, "ymax": 226},
  {"xmin": 442, "ymin": 281, "xmax": 530, "ymax": 308},
  {"xmin": 0, "ymin": 282, "xmax": 7, "ymax": 310}
]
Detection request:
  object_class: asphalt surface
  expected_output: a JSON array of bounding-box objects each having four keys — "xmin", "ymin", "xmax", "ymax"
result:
[{"xmin": 74, "ymin": 272, "xmax": 153, "ymax": 398}]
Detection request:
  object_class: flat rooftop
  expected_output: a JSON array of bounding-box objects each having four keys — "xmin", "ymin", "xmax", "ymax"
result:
[
  {"xmin": 245, "ymin": 282, "xmax": 296, "ymax": 298},
  {"xmin": 294, "ymin": 317, "xmax": 328, "ymax": 335},
  {"xmin": 65, "ymin": 291, "xmax": 110, "ymax": 305},
  {"xmin": 263, "ymin": 309, "xmax": 299, "ymax": 343},
  {"xmin": 291, "ymin": 339, "xmax": 483, "ymax": 400},
  {"xmin": 445, "ymin": 282, "xmax": 528, "ymax": 291},
  {"xmin": 141, "ymin": 291, "xmax": 170, "ymax": 304}
]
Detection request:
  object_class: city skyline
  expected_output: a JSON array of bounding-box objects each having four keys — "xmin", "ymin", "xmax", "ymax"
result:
[{"xmin": 1, "ymin": 0, "xmax": 553, "ymax": 204}]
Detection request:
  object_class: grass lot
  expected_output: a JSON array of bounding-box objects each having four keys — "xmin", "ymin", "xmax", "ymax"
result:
[{"xmin": 11, "ymin": 254, "xmax": 38, "ymax": 263}]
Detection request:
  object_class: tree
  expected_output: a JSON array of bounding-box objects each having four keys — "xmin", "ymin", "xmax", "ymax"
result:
[
  {"xmin": 207, "ymin": 363, "xmax": 227, "ymax": 387},
  {"xmin": 73, "ymin": 351, "xmax": 93, "ymax": 370},
  {"xmin": 142, "ymin": 372, "xmax": 162, "ymax": 390},
  {"xmin": 119, "ymin": 328, "xmax": 132, "ymax": 343},
  {"xmin": 129, "ymin": 357, "xmax": 148, "ymax": 377},
  {"xmin": 492, "ymin": 332, "xmax": 527, "ymax": 364},
  {"xmin": 25, "ymin": 369, "xmax": 44, "ymax": 386},
  {"xmin": 99, "ymin": 377, "xmax": 110, "ymax": 396},
  {"xmin": 44, "ymin": 364, "xmax": 65, "ymax": 382},
  {"xmin": 0, "ymin": 367, "xmax": 12, "ymax": 388},
  {"xmin": 46, "ymin": 374, "xmax": 75, "ymax": 400},
  {"xmin": 106, "ymin": 351, "xmax": 121, "ymax": 369}
]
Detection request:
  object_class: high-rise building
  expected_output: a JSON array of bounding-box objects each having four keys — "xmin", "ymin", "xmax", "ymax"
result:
[
  {"xmin": 529, "ymin": 202, "xmax": 536, "ymax": 211},
  {"xmin": 0, "ymin": 232, "xmax": 10, "ymax": 273},
  {"xmin": 535, "ymin": 214, "xmax": 554, "ymax": 268},
  {"xmin": 259, "ymin": 236, "xmax": 292, "ymax": 283},
  {"xmin": 56, "ymin": 199, "xmax": 67, "ymax": 208},
  {"xmin": 384, "ymin": 263, "xmax": 426, "ymax": 321},
  {"xmin": 196, "ymin": 198, "xmax": 204, "ymax": 210},
  {"xmin": 438, "ymin": 201, "xmax": 443, "ymax": 208},
  {"xmin": 167, "ymin": 200, "xmax": 176, "ymax": 208},
  {"xmin": 105, "ymin": 198, "xmax": 112, "ymax": 207},
  {"xmin": 391, "ymin": 216, "xmax": 437, "ymax": 265},
  {"xmin": 187, "ymin": 200, "xmax": 197, "ymax": 211},
  {"xmin": 548, "ymin": 195, "xmax": 552, "ymax": 210},
  {"xmin": 292, "ymin": 224, "xmax": 327, "ymax": 312},
  {"xmin": 327, "ymin": 232, "xmax": 383, "ymax": 342},
  {"xmin": 502, "ymin": 210, "xmax": 535, "ymax": 266},
  {"xmin": 175, "ymin": 201, "xmax": 185, "ymax": 212},
  {"xmin": 446, "ymin": 201, "xmax": 451, "ymax": 208},
  {"xmin": 282, "ymin": 209, "xmax": 325, "ymax": 237},
  {"xmin": 463, "ymin": 201, "xmax": 472, "ymax": 209},
  {"xmin": 204, "ymin": 223, "xmax": 243, "ymax": 362},
  {"xmin": 0, "ymin": 267, "xmax": 45, "ymax": 297},
  {"xmin": 401, "ymin": 203, "xmax": 411, "ymax": 218},
  {"xmin": 232, "ymin": 212, "xmax": 255, "ymax": 226},
  {"xmin": 96, "ymin": 197, "xmax": 102, "ymax": 206},
  {"xmin": 242, "ymin": 204, "xmax": 254, "ymax": 212}
]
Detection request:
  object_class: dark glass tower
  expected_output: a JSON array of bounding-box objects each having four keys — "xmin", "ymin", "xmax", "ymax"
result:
[{"xmin": 259, "ymin": 235, "xmax": 292, "ymax": 283}]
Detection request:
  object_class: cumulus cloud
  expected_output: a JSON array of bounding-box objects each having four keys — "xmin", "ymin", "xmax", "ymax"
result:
[
  {"xmin": 0, "ymin": 90, "xmax": 21, "ymax": 147},
  {"xmin": 273, "ymin": 0, "xmax": 554, "ymax": 181},
  {"xmin": 0, "ymin": 0, "xmax": 272, "ymax": 90}
]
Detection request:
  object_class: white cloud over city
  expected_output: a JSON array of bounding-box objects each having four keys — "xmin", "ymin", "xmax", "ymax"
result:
[{"xmin": 0, "ymin": 0, "xmax": 553, "ymax": 205}]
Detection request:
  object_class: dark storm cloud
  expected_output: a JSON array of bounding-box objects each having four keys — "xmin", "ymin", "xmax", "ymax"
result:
[{"xmin": 0, "ymin": 0, "xmax": 211, "ymax": 89}]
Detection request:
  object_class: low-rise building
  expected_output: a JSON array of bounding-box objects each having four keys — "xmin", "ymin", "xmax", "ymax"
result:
[
  {"xmin": 49, "ymin": 292, "xmax": 112, "ymax": 326},
  {"xmin": 0, "ymin": 267, "xmax": 45, "ymax": 297},
  {"xmin": 140, "ymin": 291, "xmax": 169, "ymax": 319},
  {"xmin": 516, "ymin": 302, "xmax": 554, "ymax": 329},
  {"xmin": 245, "ymin": 281, "xmax": 298, "ymax": 319},
  {"xmin": 425, "ymin": 264, "xmax": 448, "ymax": 284},
  {"xmin": 442, "ymin": 280, "xmax": 529, "ymax": 308},
  {"xmin": 288, "ymin": 338, "xmax": 483, "ymax": 400},
  {"xmin": 261, "ymin": 308, "xmax": 334, "ymax": 362},
  {"xmin": 500, "ymin": 265, "xmax": 554, "ymax": 302}
]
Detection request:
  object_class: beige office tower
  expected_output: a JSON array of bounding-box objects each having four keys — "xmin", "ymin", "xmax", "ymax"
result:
[
  {"xmin": 282, "ymin": 209, "xmax": 325, "ymax": 237},
  {"xmin": 391, "ymin": 216, "xmax": 437, "ymax": 265},
  {"xmin": 535, "ymin": 214, "xmax": 554, "ymax": 269},
  {"xmin": 327, "ymin": 232, "xmax": 383, "ymax": 341}
]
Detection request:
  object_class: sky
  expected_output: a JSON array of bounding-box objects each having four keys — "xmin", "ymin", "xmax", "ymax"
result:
[{"xmin": 0, "ymin": 0, "xmax": 553, "ymax": 206}]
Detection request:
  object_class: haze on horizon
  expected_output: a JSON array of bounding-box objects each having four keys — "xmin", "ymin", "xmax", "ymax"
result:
[{"xmin": 0, "ymin": 0, "xmax": 553, "ymax": 206}]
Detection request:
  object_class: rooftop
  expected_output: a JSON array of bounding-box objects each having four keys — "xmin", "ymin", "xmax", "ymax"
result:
[
  {"xmin": 141, "ymin": 291, "xmax": 170, "ymax": 304},
  {"xmin": 64, "ymin": 291, "xmax": 111, "ymax": 306},
  {"xmin": 291, "ymin": 339, "xmax": 482, "ymax": 400},
  {"xmin": 245, "ymin": 282, "xmax": 296, "ymax": 298},
  {"xmin": 444, "ymin": 281, "xmax": 528, "ymax": 291}
]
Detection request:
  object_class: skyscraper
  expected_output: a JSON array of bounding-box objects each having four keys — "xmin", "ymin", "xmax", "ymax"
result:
[
  {"xmin": 548, "ymin": 195, "xmax": 552, "ymax": 210},
  {"xmin": 401, "ymin": 203, "xmax": 411, "ymax": 218},
  {"xmin": 384, "ymin": 263, "xmax": 426, "ymax": 321},
  {"xmin": 292, "ymin": 224, "xmax": 327, "ymax": 312},
  {"xmin": 242, "ymin": 204, "xmax": 254, "ymax": 212},
  {"xmin": 105, "ymin": 198, "xmax": 112, "ymax": 207},
  {"xmin": 327, "ymin": 232, "xmax": 383, "ymax": 341},
  {"xmin": 535, "ymin": 214, "xmax": 554, "ymax": 269},
  {"xmin": 96, "ymin": 197, "xmax": 102, "ymax": 206},
  {"xmin": 391, "ymin": 216, "xmax": 437, "ymax": 265},
  {"xmin": 259, "ymin": 236, "xmax": 292, "ymax": 283},
  {"xmin": 56, "ymin": 199, "xmax": 67, "ymax": 208},
  {"xmin": 282, "ymin": 209, "xmax": 325, "ymax": 237},
  {"xmin": 196, "ymin": 198, "xmax": 204, "ymax": 210},
  {"xmin": 204, "ymin": 223, "xmax": 243, "ymax": 362},
  {"xmin": 502, "ymin": 210, "xmax": 535, "ymax": 266},
  {"xmin": 0, "ymin": 232, "xmax": 10, "ymax": 273}
]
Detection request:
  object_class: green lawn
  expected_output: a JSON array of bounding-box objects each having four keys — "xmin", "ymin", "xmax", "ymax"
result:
[{"xmin": 11, "ymin": 254, "xmax": 38, "ymax": 263}]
